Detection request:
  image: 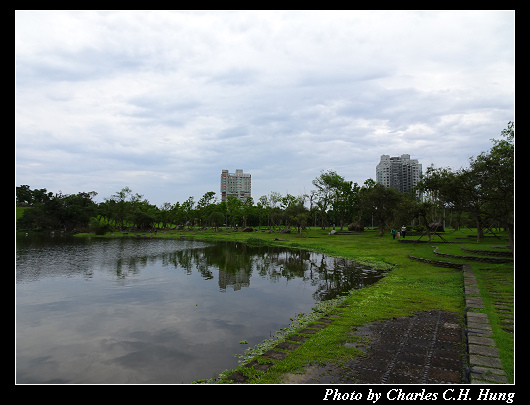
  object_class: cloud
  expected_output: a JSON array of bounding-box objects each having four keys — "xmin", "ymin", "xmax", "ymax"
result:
[{"xmin": 16, "ymin": 10, "xmax": 514, "ymax": 204}]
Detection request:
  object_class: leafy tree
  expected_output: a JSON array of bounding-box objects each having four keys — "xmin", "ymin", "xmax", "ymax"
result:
[
  {"xmin": 208, "ymin": 211, "xmax": 225, "ymax": 231},
  {"xmin": 332, "ymin": 180, "xmax": 361, "ymax": 230},
  {"xmin": 105, "ymin": 186, "xmax": 132, "ymax": 229},
  {"xmin": 16, "ymin": 185, "xmax": 53, "ymax": 206},
  {"xmin": 196, "ymin": 191, "xmax": 217, "ymax": 227},
  {"xmin": 182, "ymin": 196, "xmax": 195, "ymax": 228},
  {"xmin": 241, "ymin": 197, "xmax": 255, "ymax": 228},
  {"xmin": 16, "ymin": 185, "xmax": 33, "ymax": 205},
  {"xmin": 416, "ymin": 166, "xmax": 468, "ymax": 231},
  {"xmin": 226, "ymin": 196, "xmax": 243, "ymax": 228},
  {"xmin": 256, "ymin": 195, "xmax": 270, "ymax": 229},
  {"xmin": 417, "ymin": 121, "xmax": 514, "ymax": 247},
  {"xmin": 159, "ymin": 202, "xmax": 173, "ymax": 228},
  {"xmin": 129, "ymin": 199, "xmax": 158, "ymax": 229},
  {"xmin": 469, "ymin": 121, "xmax": 514, "ymax": 248},
  {"xmin": 312, "ymin": 170, "xmax": 344, "ymax": 229},
  {"xmin": 17, "ymin": 188, "xmax": 98, "ymax": 231},
  {"xmin": 359, "ymin": 182, "xmax": 402, "ymax": 236},
  {"xmin": 283, "ymin": 196, "xmax": 309, "ymax": 233}
]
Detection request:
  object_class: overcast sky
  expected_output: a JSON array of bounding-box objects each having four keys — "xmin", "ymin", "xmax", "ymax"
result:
[{"xmin": 15, "ymin": 10, "xmax": 514, "ymax": 205}]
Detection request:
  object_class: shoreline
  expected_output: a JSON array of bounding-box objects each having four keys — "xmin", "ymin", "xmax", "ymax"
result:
[{"xmin": 73, "ymin": 227, "xmax": 513, "ymax": 384}]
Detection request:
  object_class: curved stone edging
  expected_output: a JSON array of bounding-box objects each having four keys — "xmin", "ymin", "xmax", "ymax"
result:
[
  {"xmin": 432, "ymin": 247, "xmax": 513, "ymax": 264},
  {"xmin": 407, "ymin": 254, "xmax": 463, "ymax": 268},
  {"xmin": 461, "ymin": 247, "xmax": 512, "ymax": 258}
]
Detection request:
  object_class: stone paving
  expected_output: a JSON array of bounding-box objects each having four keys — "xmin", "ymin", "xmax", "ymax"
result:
[{"xmin": 463, "ymin": 264, "xmax": 509, "ymax": 384}]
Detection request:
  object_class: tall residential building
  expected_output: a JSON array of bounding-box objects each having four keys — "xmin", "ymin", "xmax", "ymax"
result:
[
  {"xmin": 220, "ymin": 169, "xmax": 251, "ymax": 202},
  {"xmin": 376, "ymin": 154, "xmax": 422, "ymax": 194}
]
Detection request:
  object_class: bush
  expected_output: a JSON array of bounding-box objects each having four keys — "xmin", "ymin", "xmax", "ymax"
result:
[
  {"xmin": 246, "ymin": 237, "xmax": 266, "ymax": 246},
  {"xmin": 89, "ymin": 218, "xmax": 113, "ymax": 235},
  {"xmin": 348, "ymin": 223, "xmax": 364, "ymax": 232}
]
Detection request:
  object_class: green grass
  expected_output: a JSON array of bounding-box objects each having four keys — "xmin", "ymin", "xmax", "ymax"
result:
[{"xmin": 75, "ymin": 227, "xmax": 514, "ymax": 383}]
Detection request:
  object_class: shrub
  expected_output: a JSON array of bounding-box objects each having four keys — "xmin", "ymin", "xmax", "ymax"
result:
[
  {"xmin": 246, "ymin": 237, "xmax": 266, "ymax": 246},
  {"xmin": 89, "ymin": 218, "xmax": 113, "ymax": 235},
  {"xmin": 347, "ymin": 223, "xmax": 364, "ymax": 232}
]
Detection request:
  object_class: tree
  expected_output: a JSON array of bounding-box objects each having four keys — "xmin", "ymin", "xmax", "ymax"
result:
[
  {"xmin": 469, "ymin": 121, "xmax": 514, "ymax": 249},
  {"xmin": 267, "ymin": 191, "xmax": 283, "ymax": 229},
  {"xmin": 182, "ymin": 196, "xmax": 195, "ymax": 229},
  {"xmin": 196, "ymin": 191, "xmax": 217, "ymax": 227},
  {"xmin": 416, "ymin": 121, "xmax": 514, "ymax": 247},
  {"xmin": 332, "ymin": 180, "xmax": 360, "ymax": 230},
  {"xmin": 241, "ymin": 197, "xmax": 255, "ymax": 228},
  {"xmin": 129, "ymin": 199, "xmax": 158, "ymax": 229},
  {"xmin": 283, "ymin": 196, "xmax": 309, "ymax": 233},
  {"xmin": 312, "ymin": 170, "xmax": 345, "ymax": 229},
  {"xmin": 16, "ymin": 185, "xmax": 33, "ymax": 205},
  {"xmin": 226, "ymin": 196, "xmax": 242, "ymax": 228},
  {"xmin": 359, "ymin": 182, "xmax": 402, "ymax": 236},
  {"xmin": 171, "ymin": 202, "xmax": 184, "ymax": 227},
  {"xmin": 16, "ymin": 185, "xmax": 53, "ymax": 206},
  {"xmin": 417, "ymin": 166, "xmax": 468, "ymax": 231},
  {"xmin": 17, "ymin": 188, "xmax": 98, "ymax": 232},
  {"xmin": 257, "ymin": 195, "xmax": 270, "ymax": 229},
  {"xmin": 159, "ymin": 202, "xmax": 173, "ymax": 228},
  {"xmin": 105, "ymin": 186, "xmax": 133, "ymax": 229},
  {"xmin": 208, "ymin": 211, "xmax": 225, "ymax": 231}
]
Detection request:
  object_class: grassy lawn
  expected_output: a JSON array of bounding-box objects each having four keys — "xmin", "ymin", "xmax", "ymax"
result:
[{"xmin": 75, "ymin": 227, "xmax": 514, "ymax": 383}]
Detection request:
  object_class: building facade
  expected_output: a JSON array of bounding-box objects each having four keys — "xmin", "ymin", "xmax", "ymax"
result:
[
  {"xmin": 220, "ymin": 169, "xmax": 251, "ymax": 202},
  {"xmin": 376, "ymin": 154, "xmax": 422, "ymax": 194}
]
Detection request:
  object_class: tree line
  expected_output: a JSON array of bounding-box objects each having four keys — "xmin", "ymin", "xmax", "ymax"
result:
[
  {"xmin": 17, "ymin": 122, "xmax": 513, "ymax": 248},
  {"xmin": 417, "ymin": 121, "xmax": 514, "ymax": 250}
]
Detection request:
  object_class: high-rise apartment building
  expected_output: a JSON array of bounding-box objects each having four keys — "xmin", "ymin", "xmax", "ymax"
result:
[
  {"xmin": 220, "ymin": 169, "xmax": 251, "ymax": 202},
  {"xmin": 376, "ymin": 154, "xmax": 422, "ymax": 194}
]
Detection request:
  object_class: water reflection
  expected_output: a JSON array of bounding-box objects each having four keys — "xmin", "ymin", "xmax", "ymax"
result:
[
  {"xmin": 17, "ymin": 237, "xmax": 383, "ymax": 301},
  {"xmin": 16, "ymin": 236, "xmax": 385, "ymax": 383}
]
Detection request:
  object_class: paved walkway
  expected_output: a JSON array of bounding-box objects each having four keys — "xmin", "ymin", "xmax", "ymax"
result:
[
  {"xmin": 463, "ymin": 264, "xmax": 509, "ymax": 384},
  {"xmin": 284, "ymin": 310, "xmax": 464, "ymax": 384}
]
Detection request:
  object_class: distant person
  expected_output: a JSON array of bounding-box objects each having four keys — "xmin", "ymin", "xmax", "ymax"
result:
[
  {"xmin": 401, "ymin": 225, "xmax": 407, "ymax": 239},
  {"xmin": 391, "ymin": 228, "xmax": 396, "ymax": 239}
]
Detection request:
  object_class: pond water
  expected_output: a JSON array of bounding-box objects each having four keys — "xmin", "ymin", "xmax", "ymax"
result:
[{"xmin": 16, "ymin": 235, "xmax": 385, "ymax": 384}]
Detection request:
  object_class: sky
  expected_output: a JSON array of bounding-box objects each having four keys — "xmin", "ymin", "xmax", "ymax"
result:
[{"xmin": 15, "ymin": 10, "xmax": 514, "ymax": 206}]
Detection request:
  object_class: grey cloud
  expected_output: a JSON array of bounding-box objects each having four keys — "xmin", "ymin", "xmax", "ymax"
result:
[{"xmin": 16, "ymin": 11, "xmax": 514, "ymax": 204}]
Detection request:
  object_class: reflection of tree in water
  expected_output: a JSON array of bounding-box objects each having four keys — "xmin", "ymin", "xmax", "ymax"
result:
[
  {"xmin": 311, "ymin": 257, "xmax": 384, "ymax": 301},
  {"xmin": 104, "ymin": 240, "xmax": 385, "ymax": 300}
]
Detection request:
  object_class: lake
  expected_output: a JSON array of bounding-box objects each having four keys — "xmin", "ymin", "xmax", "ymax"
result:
[{"xmin": 16, "ymin": 234, "xmax": 385, "ymax": 384}]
